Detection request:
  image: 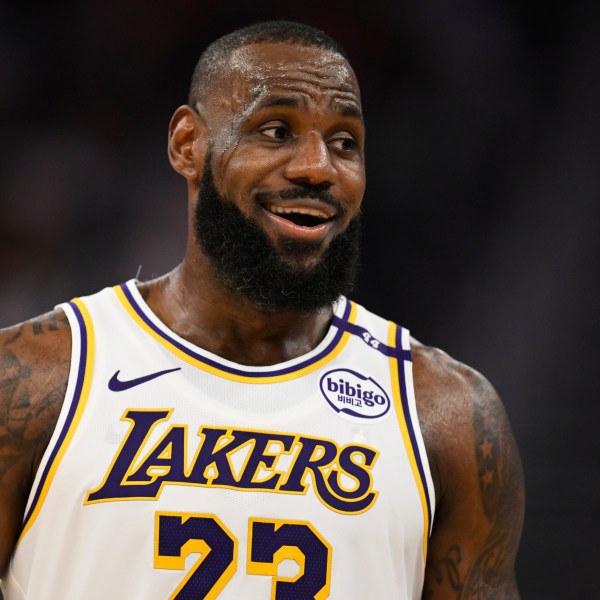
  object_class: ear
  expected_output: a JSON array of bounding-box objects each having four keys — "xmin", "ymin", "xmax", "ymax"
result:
[{"xmin": 168, "ymin": 105, "xmax": 207, "ymax": 181}]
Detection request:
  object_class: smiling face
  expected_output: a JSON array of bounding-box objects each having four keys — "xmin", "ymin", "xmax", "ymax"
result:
[
  {"xmin": 194, "ymin": 42, "xmax": 366, "ymax": 269},
  {"xmin": 169, "ymin": 41, "xmax": 366, "ymax": 310}
]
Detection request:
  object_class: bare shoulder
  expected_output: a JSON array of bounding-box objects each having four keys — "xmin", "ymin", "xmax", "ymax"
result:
[
  {"xmin": 0, "ymin": 309, "xmax": 71, "ymax": 449},
  {"xmin": 410, "ymin": 340, "xmax": 516, "ymax": 499},
  {"xmin": 0, "ymin": 309, "xmax": 71, "ymax": 574},
  {"xmin": 411, "ymin": 340, "xmax": 525, "ymax": 598}
]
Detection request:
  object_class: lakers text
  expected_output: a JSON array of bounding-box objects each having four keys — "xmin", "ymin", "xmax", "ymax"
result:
[{"xmin": 86, "ymin": 409, "xmax": 380, "ymax": 514}]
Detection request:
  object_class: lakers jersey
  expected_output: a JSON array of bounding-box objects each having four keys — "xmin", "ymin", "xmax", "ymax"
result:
[{"xmin": 2, "ymin": 281, "xmax": 435, "ymax": 599}]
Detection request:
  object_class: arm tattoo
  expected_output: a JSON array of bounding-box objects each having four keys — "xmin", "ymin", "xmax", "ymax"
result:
[
  {"xmin": 31, "ymin": 312, "xmax": 67, "ymax": 336},
  {"xmin": 0, "ymin": 317, "xmax": 68, "ymax": 488},
  {"xmin": 424, "ymin": 545, "xmax": 464, "ymax": 597},
  {"xmin": 0, "ymin": 333, "xmax": 33, "ymax": 497},
  {"xmin": 424, "ymin": 374, "xmax": 524, "ymax": 599},
  {"xmin": 459, "ymin": 386, "xmax": 522, "ymax": 598}
]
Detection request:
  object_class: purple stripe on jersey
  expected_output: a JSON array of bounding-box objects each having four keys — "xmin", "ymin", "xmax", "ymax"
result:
[
  {"xmin": 120, "ymin": 283, "xmax": 352, "ymax": 378},
  {"xmin": 22, "ymin": 301, "xmax": 88, "ymax": 529},
  {"xmin": 395, "ymin": 325, "xmax": 433, "ymax": 536},
  {"xmin": 331, "ymin": 316, "xmax": 412, "ymax": 361}
]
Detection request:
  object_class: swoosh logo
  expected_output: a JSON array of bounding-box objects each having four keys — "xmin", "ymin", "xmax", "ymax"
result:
[{"xmin": 108, "ymin": 367, "xmax": 181, "ymax": 392}]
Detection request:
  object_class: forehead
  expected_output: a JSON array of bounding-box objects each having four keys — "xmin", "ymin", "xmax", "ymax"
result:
[{"xmin": 212, "ymin": 42, "xmax": 361, "ymax": 116}]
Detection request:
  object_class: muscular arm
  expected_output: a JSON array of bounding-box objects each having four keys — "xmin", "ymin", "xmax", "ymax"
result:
[
  {"xmin": 0, "ymin": 311, "xmax": 70, "ymax": 579},
  {"xmin": 413, "ymin": 344, "xmax": 525, "ymax": 599}
]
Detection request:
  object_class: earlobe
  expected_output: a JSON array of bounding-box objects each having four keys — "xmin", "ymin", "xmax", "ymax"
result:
[{"xmin": 168, "ymin": 105, "xmax": 206, "ymax": 180}]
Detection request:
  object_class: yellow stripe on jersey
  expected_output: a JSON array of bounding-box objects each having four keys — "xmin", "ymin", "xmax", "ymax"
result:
[
  {"xmin": 18, "ymin": 298, "xmax": 95, "ymax": 543},
  {"xmin": 387, "ymin": 321, "xmax": 430, "ymax": 562},
  {"xmin": 114, "ymin": 284, "xmax": 357, "ymax": 384}
]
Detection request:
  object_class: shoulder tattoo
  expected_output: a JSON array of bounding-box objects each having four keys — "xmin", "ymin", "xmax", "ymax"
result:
[{"xmin": 0, "ymin": 313, "xmax": 70, "ymax": 484}]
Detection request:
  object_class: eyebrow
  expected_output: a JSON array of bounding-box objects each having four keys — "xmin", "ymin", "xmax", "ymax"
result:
[
  {"xmin": 254, "ymin": 95, "xmax": 363, "ymax": 121},
  {"xmin": 256, "ymin": 96, "xmax": 305, "ymax": 111},
  {"xmin": 334, "ymin": 103, "xmax": 363, "ymax": 120}
]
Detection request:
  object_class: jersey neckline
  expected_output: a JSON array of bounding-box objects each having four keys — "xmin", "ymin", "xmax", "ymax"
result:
[{"xmin": 113, "ymin": 280, "xmax": 357, "ymax": 383}]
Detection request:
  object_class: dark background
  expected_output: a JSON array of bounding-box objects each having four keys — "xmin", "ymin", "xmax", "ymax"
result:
[{"xmin": 1, "ymin": 2, "xmax": 598, "ymax": 597}]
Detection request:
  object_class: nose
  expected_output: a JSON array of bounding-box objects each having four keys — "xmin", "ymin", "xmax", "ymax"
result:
[{"xmin": 283, "ymin": 132, "xmax": 337, "ymax": 187}]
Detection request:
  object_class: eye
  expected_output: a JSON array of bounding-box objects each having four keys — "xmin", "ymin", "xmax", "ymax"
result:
[
  {"xmin": 329, "ymin": 134, "xmax": 356, "ymax": 152},
  {"xmin": 259, "ymin": 124, "xmax": 290, "ymax": 141}
]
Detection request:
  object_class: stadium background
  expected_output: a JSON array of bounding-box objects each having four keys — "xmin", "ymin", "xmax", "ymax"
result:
[{"xmin": 1, "ymin": 2, "xmax": 599, "ymax": 597}]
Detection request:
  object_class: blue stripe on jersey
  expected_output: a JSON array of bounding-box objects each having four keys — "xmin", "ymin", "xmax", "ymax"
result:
[
  {"xmin": 21, "ymin": 301, "xmax": 89, "ymax": 530},
  {"xmin": 395, "ymin": 325, "xmax": 433, "ymax": 537},
  {"xmin": 331, "ymin": 315, "xmax": 412, "ymax": 361}
]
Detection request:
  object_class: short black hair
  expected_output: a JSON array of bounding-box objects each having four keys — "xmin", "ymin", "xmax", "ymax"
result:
[{"xmin": 188, "ymin": 20, "xmax": 348, "ymax": 105}]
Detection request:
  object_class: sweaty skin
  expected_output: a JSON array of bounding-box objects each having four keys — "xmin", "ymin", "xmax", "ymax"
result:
[
  {"xmin": 0, "ymin": 42, "xmax": 524, "ymax": 598},
  {"xmin": 194, "ymin": 43, "xmax": 365, "ymax": 266}
]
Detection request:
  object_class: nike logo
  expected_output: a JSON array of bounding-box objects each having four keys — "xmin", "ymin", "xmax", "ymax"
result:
[{"xmin": 108, "ymin": 367, "xmax": 181, "ymax": 392}]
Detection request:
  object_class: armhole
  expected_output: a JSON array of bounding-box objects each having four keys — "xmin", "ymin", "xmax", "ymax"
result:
[
  {"xmin": 18, "ymin": 300, "xmax": 94, "ymax": 541},
  {"xmin": 388, "ymin": 323, "xmax": 436, "ymax": 559}
]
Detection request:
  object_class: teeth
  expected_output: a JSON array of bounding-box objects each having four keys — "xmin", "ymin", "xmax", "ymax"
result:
[{"xmin": 267, "ymin": 205, "xmax": 329, "ymax": 219}]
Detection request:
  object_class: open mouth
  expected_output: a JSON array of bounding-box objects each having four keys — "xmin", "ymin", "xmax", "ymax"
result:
[{"xmin": 265, "ymin": 204, "xmax": 334, "ymax": 228}]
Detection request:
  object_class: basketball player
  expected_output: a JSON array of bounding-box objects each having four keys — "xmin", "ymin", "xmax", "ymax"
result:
[{"xmin": 0, "ymin": 21, "xmax": 524, "ymax": 599}]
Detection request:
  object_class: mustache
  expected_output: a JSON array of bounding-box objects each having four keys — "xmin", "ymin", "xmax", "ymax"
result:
[{"xmin": 255, "ymin": 186, "xmax": 346, "ymax": 216}]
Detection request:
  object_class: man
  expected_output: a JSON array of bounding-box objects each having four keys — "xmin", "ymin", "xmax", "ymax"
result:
[{"xmin": 0, "ymin": 21, "xmax": 524, "ymax": 599}]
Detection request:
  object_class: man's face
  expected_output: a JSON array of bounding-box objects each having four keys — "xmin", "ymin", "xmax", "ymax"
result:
[{"xmin": 196, "ymin": 42, "xmax": 366, "ymax": 269}]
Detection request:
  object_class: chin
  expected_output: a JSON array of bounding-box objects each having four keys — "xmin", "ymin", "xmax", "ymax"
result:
[{"xmin": 278, "ymin": 248, "xmax": 326, "ymax": 272}]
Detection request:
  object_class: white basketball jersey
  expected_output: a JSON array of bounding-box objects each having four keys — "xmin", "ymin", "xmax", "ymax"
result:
[{"xmin": 3, "ymin": 281, "xmax": 435, "ymax": 599}]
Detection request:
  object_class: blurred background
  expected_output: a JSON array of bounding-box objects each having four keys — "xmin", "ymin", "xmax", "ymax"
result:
[{"xmin": 1, "ymin": 1, "xmax": 598, "ymax": 597}]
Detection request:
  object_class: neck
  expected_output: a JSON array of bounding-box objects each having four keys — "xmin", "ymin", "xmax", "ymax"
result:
[{"xmin": 140, "ymin": 258, "xmax": 335, "ymax": 366}]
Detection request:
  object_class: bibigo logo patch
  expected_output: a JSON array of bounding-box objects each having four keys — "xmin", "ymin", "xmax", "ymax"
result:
[{"xmin": 319, "ymin": 368, "xmax": 390, "ymax": 421}]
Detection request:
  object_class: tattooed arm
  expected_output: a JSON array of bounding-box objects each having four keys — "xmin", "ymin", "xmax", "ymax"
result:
[
  {"xmin": 0, "ymin": 311, "xmax": 70, "ymax": 580},
  {"xmin": 413, "ymin": 343, "xmax": 525, "ymax": 599}
]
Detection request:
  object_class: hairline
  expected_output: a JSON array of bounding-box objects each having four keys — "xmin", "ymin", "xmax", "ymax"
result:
[{"xmin": 188, "ymin": 22, "xmax": 350, "ymax": 107}]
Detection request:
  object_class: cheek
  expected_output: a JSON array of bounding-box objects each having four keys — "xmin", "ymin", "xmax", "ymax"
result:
[
  {"xmin": 219, "ymin": 144, "xmax": 282, "ymax": 197},
  {"xmin": 339, "ymin": 162, "xmax": 366, "ymax": 207}
]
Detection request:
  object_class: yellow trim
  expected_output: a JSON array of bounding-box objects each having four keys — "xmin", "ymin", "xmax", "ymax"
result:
[
  {"xmin": 114, "ymin": 285, "xmax": 356, "ymax": 384},
  {"xmin": 18, "ymin": 298, "xmax": 95, "ymax": 542},
  {"xmin": 387, "ymin": 322, "xmax": 430, "ymax": 562}
]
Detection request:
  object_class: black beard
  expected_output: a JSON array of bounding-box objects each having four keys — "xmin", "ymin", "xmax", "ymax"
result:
[{"xmin": 193, "ymin": 160, "xmax": 361, "ymax": 312}]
